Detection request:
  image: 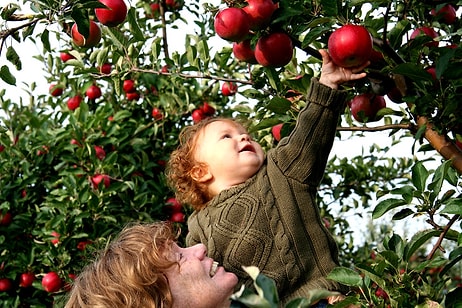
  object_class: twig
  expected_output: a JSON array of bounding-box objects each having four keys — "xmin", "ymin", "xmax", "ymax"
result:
[
  {"xmin": 427, "ymin": 214, "xmax": 460, "ymax": 260},
  {"xmin": 0, "ymin": 18, "xmax": 40, "ymax": 55},
  {"xmin": 337, "ymin": 123, "xmax": 413, "ymax": 132}
]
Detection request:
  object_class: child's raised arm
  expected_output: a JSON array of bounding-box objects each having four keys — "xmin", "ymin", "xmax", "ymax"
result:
[{"xmin": 318, "ymin": 49, "xmax": 368, "ymax": 89}]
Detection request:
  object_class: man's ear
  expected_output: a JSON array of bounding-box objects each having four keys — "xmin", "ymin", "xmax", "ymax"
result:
[{"xmin": 190, "ymin": 164, "xmax": 212, "ymax": 183}]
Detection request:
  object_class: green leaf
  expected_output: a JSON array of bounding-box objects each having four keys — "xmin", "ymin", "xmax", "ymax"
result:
[
  {"xmin": 428, "ymin": 159, "xmax": 452, "ymax": 204},
  {"xmin": 411, "ymin": 162, "xmax": 428, "ymax": 192},
  {"xmin": 127, "ymin": 7, "xmax": 145, "ymax": 42},
  {"xmin": 6, "ymin": 46, "xmax": 21, "ymax": 70},
  {"xmin": 393, "ymin": 63, "xmax": 433, "ymax": 82},
  {"xmin": 440, "ymin": 198, "xmax": 462, "ymax": 215},
  {"xmin": 265, "ymin": 97, "xmax": 292, "ymax": 114},
  {"xmin": 372, "ymin": 198, "xmax": 407, "ymax": 219},
  {"xmin": 327, "ymin": 267, "xmax": 363, "ymax": 287},
  {"xmin": 404, "ymin": 229, "xmax": 441, "ymax": 261},
  {"xmin": 0, "ymin": 65, "xmax": 16, "ymax": 85},
  {"xmin": 40, "ymin": 28, "xmax": 51, "ymax": 53},
  {"xmin": 71, "ymin": 8, "xmax": 90, "ymax": 38}
]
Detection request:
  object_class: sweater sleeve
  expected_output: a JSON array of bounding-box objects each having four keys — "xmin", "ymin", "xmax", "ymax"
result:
[{"xmin": 269, "ymin": 77, "xmax": 348, "ymax": 185}]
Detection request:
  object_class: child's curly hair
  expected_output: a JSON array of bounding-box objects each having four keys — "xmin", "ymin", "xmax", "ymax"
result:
[{"xmin": 166, "ymin": 117, "xmax": 240, "ymax": 211}]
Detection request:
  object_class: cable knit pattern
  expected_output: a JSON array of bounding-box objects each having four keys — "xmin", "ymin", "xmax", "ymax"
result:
[{"xmin": 186, "ymin": 78, "xmax": 349, "ymax": 305}]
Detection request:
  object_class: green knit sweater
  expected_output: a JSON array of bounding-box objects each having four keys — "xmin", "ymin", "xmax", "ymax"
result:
[{"xmin": 186, "ymin": 77, "xmax": 349, "ymax": 305}]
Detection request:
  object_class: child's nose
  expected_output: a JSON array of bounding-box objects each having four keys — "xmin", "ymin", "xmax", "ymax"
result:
[{"xmin": 240, "ymin": 134, "xmax": 250, "ymax": 141}]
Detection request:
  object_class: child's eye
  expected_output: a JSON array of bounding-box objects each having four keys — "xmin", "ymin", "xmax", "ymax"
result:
[{"xmin": 222, "ymin": 134, "xmax": 231, "ymax": 139}]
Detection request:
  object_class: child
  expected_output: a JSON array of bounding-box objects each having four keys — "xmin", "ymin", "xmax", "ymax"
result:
[{"xmin": 166, "ymin": 49, "xmax": 368, "ymax": 305}]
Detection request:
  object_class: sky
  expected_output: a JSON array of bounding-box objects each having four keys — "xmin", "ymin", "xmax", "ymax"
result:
[{"xmin": 1, "ymin": 0, "xmax": 453, "ymax": 249}]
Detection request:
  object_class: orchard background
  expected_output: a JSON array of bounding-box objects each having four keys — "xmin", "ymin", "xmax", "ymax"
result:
[{"xmin": 1, "ymin": 0, "xmax": 462, "ymax": 307}]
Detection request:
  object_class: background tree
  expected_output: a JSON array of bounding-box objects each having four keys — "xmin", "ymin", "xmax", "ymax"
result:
[{"xmin": 0, "ymin": 0, "xmax": 461, "ymax": 306}]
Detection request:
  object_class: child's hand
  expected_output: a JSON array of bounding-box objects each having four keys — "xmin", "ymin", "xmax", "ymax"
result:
[{"xmin": 318, "ymin": 49, "xmax": 368, "ymax": 89}]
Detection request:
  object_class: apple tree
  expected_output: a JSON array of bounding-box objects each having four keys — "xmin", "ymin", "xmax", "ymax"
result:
[{"xmin": 0, "ymin": 0, "xmax": 461, "ymax": 306}]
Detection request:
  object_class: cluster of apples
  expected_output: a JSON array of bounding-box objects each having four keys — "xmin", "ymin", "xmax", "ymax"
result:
[
  {"xmin": 214, "ymin": 0, "xmax": 294, "ymax": 68},
  {"xmin": 71, "ymin": 0, "xmax": 128, "ymax": 48}
]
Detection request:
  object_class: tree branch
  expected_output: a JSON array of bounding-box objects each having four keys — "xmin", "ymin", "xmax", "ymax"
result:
[
  {"xmin": 427, "ymin": 214, "xmax": 460, "ymax": 260},
  {"xmin": 337, "ymin": 123, "xmax": 413, "ymax": 132},
  {"xmin": 0, "ymin": 18, "xmax": 39, "ymax": 55}
]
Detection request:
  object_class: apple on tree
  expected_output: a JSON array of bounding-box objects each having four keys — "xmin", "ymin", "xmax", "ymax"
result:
[
  {"xmin": 222, "ymin": 82, "xmax": 238, "ymax": 96},
  {"xmin": 91, "ymin": 174, "xmax": 111, "ymax": 189},
  {"xmin": 50, "ymin": 231, "xmax": 60, "ymax": 246},
  {"xmin": 409, "ymin": 26, "xmax": 439, "ymax": 48},
  {"xmin": 67, "ymin": 95, "xmax": 83, "ymax": 111},
  {"xmin": 214, "ymin": 7, "xmax": 250, "ymax": 42},
  {"xmin": 328, "ymin": 24, "xmax": 373, "ymax": 68},
  {"xmin": 170, "ymin": 212, "xmax": 185, "ymax": 223},
  {"xmin": 152, "ymin": 107, "xmax": 164, "ymax": 121},
  {"xmin": 192, "ymin": 108, "xmax": 206, "ymax": 124},
  {"xmin": 254, "ymin": 32, "xmax": 293, "ymax": 67},
  {"xmin": 19, "ymin": 272, "xmax": 35, "ymax": 288},
  {"xmin": 95, "ymin": 0, "xmax": 128, "ymax": 27},
  {"xmin": 0, "ymin": 211, "xmax": 13, "ymax": 226},
  {"xmin": 49, "ymin": 84, "xmax": 64, "ymax": 97},
  {"xmin": 165, "ymin": 197, "xmax": 182, "ymax": 213},
  {"xmin": 242, "ymin": 0, "xmax": 278, "ymax": 31},
  {"xmin": 349, "ymin": 93, "xmax": 386, "ymax": 123},
  {"xmin": 123, "ymin": 79, "xmax": 136, "ymax": 93},
  {"xmin": 85, "ymin": 84, "xmax": 102, "ymax": 100},
  {"xmin": 431, "ymin": 4, "xmax": 457, "ymax": 25},
  {"xmin": 94, "ymin": 145, "xmax": 106, "ymax": 160},
  {"xmin": 200, "ymin": 102, "xmax": 215, "ymax": 116},
  {"xmin": 71, "ymin": 20, "xmax": 102, "ymax": 48},
  {"xmin": 99, "ymin": 63, "xmax": 112, "ymax": 74},
  {"xmin": 41, "ymin": 272, "xmax": 62, "ymax": 293},
  {"xmin": 149, "ymin": 2, "xmax": 160, "ymax": 19},
  {"xmin": 0, "ymin": 278, "xmax": 12, "ymax": 292},
  {"xmin": 232, "ymin": 39, "xmax": 257, "ymax": 64},
  {"xmin": 60, "ymin": 52, "xmax": 75, "ymax": 62}
]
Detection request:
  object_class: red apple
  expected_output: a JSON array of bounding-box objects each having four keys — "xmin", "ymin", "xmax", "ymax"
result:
[
  {"xmin": 349, "ymin": 93, "xmax": 386, "ymax": 122},
  {"xmin": 165, "ymin": 0, "xmax": 180, "ymax": 9},
  {"xmin": 192, "ymin": 109, "xmax": 206, "ymax": 124},
  {"xmin": 242, "ymin": 0, "xmax": 278, "ymax": 31},
  {"xmin": 200, "ymin": 102, "xmax": 215, "ymax": 116},
  {"xmin": 67, "ymin": 95, "xmax": 83, "ymax": 111},
  {"xmin": 232, "ymin": 39, "xmax": 257, "ymax": 64},
  {"xmin": 328, "ymin": 24, "xmax": 373, "ymax": 68},
  {"xmin": 255, "ymin": 32, "xmax": 293, "ymax": 67},
  {"xmin": 77, "ymin": 240, "xmax": 92, "ymax": 251},
  {"xmin": 410, "ymin": 26, "xmax": 439, "ymax": 48},
  {"xmin": 19, "ymin": 272, "xmax": 35, "ymax": 288},
  {"xmin": 0, "ymin": 211, "xmax": 12, "ymax": 226},
  {"xmin": 426, "ymin": 66, "xmax": 437, "ymax": 81},
  {"xmin": 166, "ymin": 197, "xmax": 182, "ymax": 212},
  {"xmin": 0, "ymin": 278, "xmax": 12, "ymax": 292},
  {"xmin": 149, "ymin": 3, "xmax": 160, "ymax": 18},
  {"xmin": 431, "ymin": 4, "xmax": 457, "ymax": 25},
  {"xmin": 170, "ymin": 211, "xmax": 185, "ymax": 223},
  {"xmin": 0, "ymin": 145, "xmax": 4, "ymax": 152},
  {"xmin": 94, "ymin": 145, "xmax": 106, "ymax": 160},
  {"xmin": 271, "ymin": 123, "xmax": 283, "ymax": 142},
  {"xmin": 86, "ymin": 84, "xmax": 102, "ymax": 100},
  {"xmin": 71, "ymin": 20, "xmax": 102, "ymax": 48},
  {"xmin": 152, "ymin": 107, "xmax": 163, "ymax": 120},
  {"xmin": 214, "ymin": 8, "xmax": 250, "ymax": 42},
  {"xmin": 126, "ymin": 91, "xmax": 140, "ymax": 101},
  {"xmin": 91, "ymin": 174, "xmax": 111, "ymax": 189},
  {"xmin": 123, "ymin": 79, "xmax": 136, "ymax": 93},
  {"xmin": 50, "ymin": 231, "xmax": 60, "ymax": 246},
  {"xmin": 60, "ymin": 52, "xmax": 75, "ymax": 62},
  {"xmin": 42, "ymin": 272, "xmax": 62, "ymax": 293},
  {"xmin": 49, "ymin": 84, "xmax": 64, "ymax": 97},
  {"xmin": 221, "ymin": 82, "xmax": 238, "ymax": 96},
  {"xmin": 95, "ymin": 0, "xmax": 127, "ymax": 27},
  {"xmin": 99, "ymin": 63, "xmax": 112, "ymax": 74}
]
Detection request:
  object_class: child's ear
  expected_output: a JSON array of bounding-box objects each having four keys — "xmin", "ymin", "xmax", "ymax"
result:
[{"xmin": 190, "ymin": 164, "xmax": 212, "ymax": 183}]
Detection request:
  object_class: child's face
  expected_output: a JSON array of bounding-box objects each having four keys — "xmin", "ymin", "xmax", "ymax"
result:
[{"xmin": 193, "ymin": 120, "xmax": 265, "ymax": 188}]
